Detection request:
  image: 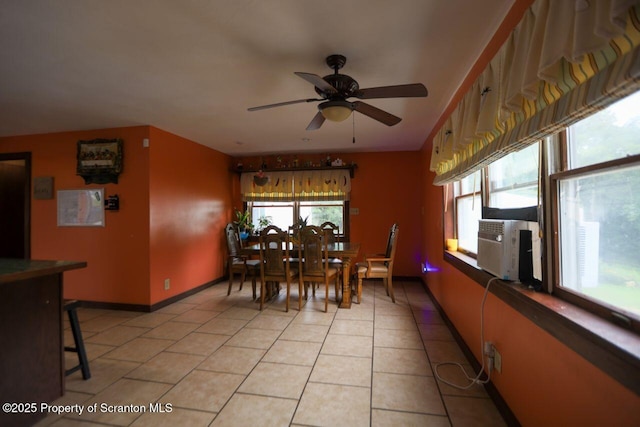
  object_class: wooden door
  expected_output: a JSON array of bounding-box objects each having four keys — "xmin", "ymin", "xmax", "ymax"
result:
[{"xmin": 0, "ymin": 152, "xmax": 31, "ymax": 259}]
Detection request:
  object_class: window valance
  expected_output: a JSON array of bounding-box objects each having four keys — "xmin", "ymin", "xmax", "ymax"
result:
[
  {"xmin": 430, "ymin": 0, "xmax": 640, "ymax": 185},
  {"xmin": 241, "ymin": 169, "xmax": 351, "ymax": 201},
  {"xmin": 240, "ymin": 171, "xmax": 294, "ymax": 201}
]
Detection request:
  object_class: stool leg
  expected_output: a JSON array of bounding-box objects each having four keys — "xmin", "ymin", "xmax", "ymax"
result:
[{"xmin": 67, "ymin": 308, "xmax": 91, "ymax": 380}]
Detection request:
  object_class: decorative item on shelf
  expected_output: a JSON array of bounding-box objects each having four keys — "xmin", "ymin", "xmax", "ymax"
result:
[
  {"xmin": 253, "ymin": 170, "xmax": 269, "ymax": 186},
  {"xmin": 234, "ymin": 209, "xmax": 253, "ymax": 240},
  {"xmin": 77, "ymin": 138, "xmax": 123, "ymax": 184},
  {"xmin": 331, "ymin": 158, "xmax": 343, "ymax": 166},
  {"xmin": 236, "ymin": 162, "xmax": 243, "ymax": 170}
]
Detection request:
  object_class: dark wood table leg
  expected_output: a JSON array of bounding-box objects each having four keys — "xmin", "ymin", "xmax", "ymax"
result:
[{"xmin": 339, "ymin": 257, "xmax": 352, "ymax": 308}]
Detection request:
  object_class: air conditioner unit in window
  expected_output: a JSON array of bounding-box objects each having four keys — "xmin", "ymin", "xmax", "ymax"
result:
[{"xmin": 477, "ymin": 219, "xmax": 541, "ymax": 281}]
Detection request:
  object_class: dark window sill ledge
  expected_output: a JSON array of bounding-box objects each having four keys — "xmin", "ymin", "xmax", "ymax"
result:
[{"xmin": 444, "ymin": 250, "xmax": 640, "ymax": 396}]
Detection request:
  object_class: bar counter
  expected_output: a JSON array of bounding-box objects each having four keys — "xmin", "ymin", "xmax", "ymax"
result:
[{"xmin": 0, "ymin": 258, "xmax": 86, "ymax": 427}]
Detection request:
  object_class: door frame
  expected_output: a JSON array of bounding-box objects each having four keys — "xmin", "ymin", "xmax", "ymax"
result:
[{"xmin": 0, "ymin": 152, "xmax": 31, "ymax": 258}]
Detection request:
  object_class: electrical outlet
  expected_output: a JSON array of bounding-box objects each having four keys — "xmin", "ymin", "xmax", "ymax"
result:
[
  {"xmin": 164, "ymin": 278, "xmax": 170, "ymax": 290},
  {"xmin": 493, "ymin": 346, "xmax": 502, "ymax": 373}
]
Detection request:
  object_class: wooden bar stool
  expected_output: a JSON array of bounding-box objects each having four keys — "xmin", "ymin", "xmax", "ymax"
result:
[{"xmin": 64, "ymin": 300, "xmax": 91, "ymax": 380}]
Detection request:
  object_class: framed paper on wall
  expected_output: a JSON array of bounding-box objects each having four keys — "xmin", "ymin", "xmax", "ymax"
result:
[
  {"xmin": 77, "ymin": 138, "xmax": 123, "ymax": 184},
  {"xmin": 57, "ymin": 189, "xmax": 105, "ymax": 227}
]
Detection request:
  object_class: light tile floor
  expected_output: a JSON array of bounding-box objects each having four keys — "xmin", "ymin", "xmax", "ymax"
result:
[{"xmin": 36, "ymin": 279, "xmax": 507, "ymax": 427}]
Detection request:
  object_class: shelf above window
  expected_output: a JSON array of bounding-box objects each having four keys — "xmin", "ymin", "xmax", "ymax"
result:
[{"xmin": 232, "ymin": 164, "xmax": 357, "ymax": 178}]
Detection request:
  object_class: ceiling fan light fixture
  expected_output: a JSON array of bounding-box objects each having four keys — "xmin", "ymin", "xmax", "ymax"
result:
[{"xmin": 319, "ymin": 100, "xmax": 353, "ymax": 122}]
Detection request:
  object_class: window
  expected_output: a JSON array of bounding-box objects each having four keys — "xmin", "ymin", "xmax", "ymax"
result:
[
  {"xmin": 554, "ymin": 92, "xmax": 640, "ymax": 325},
  {"xmin": 249, "ymin": 200, "xmax": 346, "ymax": 236},
  {"xmin": 447, "ymin": 90, "xmax": 640, "ymax": 332},
  {"xmin": 486, "ymin": 143, "xmax": 539, "ymax": 208},
  {"xmin": 299, "ymin": 201, "xmax": 345, "ymax": 232},
  {"xmin": 452, "ymin": 171, "xmax": 481, "ymax": 254},
  {"xmin": 449, "ymin": 143, "xmax": 540, "ymax": 256},
  {"xmin": 567, "ymin": 90, "xmax": 640, "ymax": 169},
  {"xmin": 250, "ymin": 201, "xmax": 294, "ymax": 231}
]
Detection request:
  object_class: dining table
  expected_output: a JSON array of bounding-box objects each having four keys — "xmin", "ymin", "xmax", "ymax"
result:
[{"xmin": 241, "ymin": 241, "xmax": 360, "ymax": 308}]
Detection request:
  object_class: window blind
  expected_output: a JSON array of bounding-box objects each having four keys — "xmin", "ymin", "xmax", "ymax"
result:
[{"xmin": 431, "ymin": 0, "xmax": 640, "ymax": 185}]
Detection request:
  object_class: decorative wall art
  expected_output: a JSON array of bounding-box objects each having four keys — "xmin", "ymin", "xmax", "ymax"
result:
[{"xmin": 77, "ymin": 138, "xmax": 123, "ymax": 184}]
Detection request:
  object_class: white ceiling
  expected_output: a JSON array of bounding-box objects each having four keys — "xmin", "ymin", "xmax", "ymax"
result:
[{"xmin": 0, "ymin": 0, "xmax": 514, "ymax": 156}]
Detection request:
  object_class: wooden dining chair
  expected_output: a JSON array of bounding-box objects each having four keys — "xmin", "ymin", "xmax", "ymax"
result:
[
  {"xmin": 225, "ymin": 223, "xmax": 260, "ymax": 298},
  {"xmin": 258, "ymin": 225, "xmax": 299, "ymax": 311},
  {"xmin": 298, "ymin": 225, "xmax": 339, "ymax": 312},
  {"xmin": 320, "ymin": 221, "xmax": 343, "ymax": 295},
  {"xmin": 355, "ymin": 223, "xmax": 399, "ymax": 303}
]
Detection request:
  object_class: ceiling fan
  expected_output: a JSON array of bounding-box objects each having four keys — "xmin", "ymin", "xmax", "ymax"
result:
[{"xmin": 248, "ymin": 54, "xmax": 428, "ymax": 130}]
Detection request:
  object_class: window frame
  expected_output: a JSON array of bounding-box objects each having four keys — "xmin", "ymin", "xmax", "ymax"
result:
[
  {"xmin": 446, "ymin": 132, "xmax": 640, "ymax": 334},
  {"xmin": 453, "ymin": 189, "xmax": 482, "ymax": 257},
  {"xmin": 448, "ymin": 143, "xmax": 542, "ymax": 256},
  {"xmin": 442, "ymin": 143, "xmax": 640, "ymax": 392},
  {"xmin": 246, "ymin": 200, "xmax": 350, "ymax": 240},
  {"xmin": 550, "ymin": 152, "xmax": 640, "ymax": 334},
  {"xmin": 484, "ymin": 142, "xmax": 540, "ymax": 210}
]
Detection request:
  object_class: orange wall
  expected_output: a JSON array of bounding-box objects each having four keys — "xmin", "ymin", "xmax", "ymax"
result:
[
  {"xmin": 0, "ymin": 126, "xmax": 234, "ymax": 307},
  {"xmin": 148, "ymin": 127, "xmax": 234, "ymax": 305},
  {"xmin": 348, "ymin": 152, "xmax": 422, "ymax": 276},
  {"xmin": 0, "ymin": 127, "xmax": 151, "ymax": 304},
  {"xmin": 234, "ymin": 151, "xmax": 423, "ymax": 276}
]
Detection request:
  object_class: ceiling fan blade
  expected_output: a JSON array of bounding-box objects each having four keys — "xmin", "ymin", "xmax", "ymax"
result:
[
  {"xmin": 248, "ymin": 98, "xmax": 321, "ymax": 111},
  {"xmin": 306, "ymin": 111, "xmax": 326, "ymax": 131},
  {"xmin": 352, "ymin": 101, "xmax": 401, "ymax": 126},
  {"xmin": 295, "ymin": 72, "xmax": 337, "ymax": 94},
  {"xmin": 356, "ymin": 83, "xmax": 428, "ymax": 99}
]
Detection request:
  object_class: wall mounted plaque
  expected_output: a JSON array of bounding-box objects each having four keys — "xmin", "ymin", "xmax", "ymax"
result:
[{"xmin": 33, "ymin": 176, "xmax": 54, "ymax": 199}]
